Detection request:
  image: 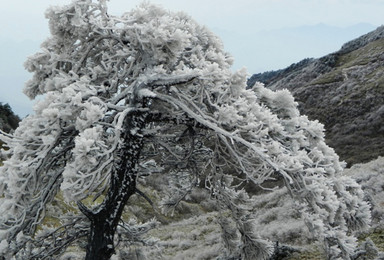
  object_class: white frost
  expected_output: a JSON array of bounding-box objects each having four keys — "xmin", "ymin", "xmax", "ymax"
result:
[{"xmin": 138, "ymin": 88, "xmax": 157, "ymax": 99}]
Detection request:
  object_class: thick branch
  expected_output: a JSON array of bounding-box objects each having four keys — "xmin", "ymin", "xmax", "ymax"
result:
[
  {"xmin": 154, "ymin": 93, "xmax": 293, "ymax": 184},
  {"xmin": 135, "ymin": 188, "xmax": 154, "ymax": 207}
]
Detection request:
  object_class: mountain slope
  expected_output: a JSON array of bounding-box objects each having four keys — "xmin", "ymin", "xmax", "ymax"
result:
[
  {"xmin": 0, "ymin": 103, "xmax": 20, "ymax": 154},
  {"xmin": 0, "ymin": 102, "xmax": 20, "ymax": 133},
  {"xmin": 249, "ymin": 26, "xmax": 384, "ymax": 166}
]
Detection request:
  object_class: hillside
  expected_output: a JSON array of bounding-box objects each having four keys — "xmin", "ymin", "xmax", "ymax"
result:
[
  {"xmin": 60, "ymin": 158, "xmax": 384, "ymax": 260},
  {"xmin": 0, "ymin": 102, "xmax": 19, "ymax": 133},
  {"xmin": 248, "ymin": 26, "xmax": 384, "ymax": 166},
  {"xmin": 0, "ymin": 103, "xmax": 20, "ymax": 152}
]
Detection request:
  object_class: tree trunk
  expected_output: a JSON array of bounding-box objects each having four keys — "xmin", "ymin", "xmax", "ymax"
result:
[
  {"xmin": 82, "ymin": 112, "xmax": 147, "ymax": 260},
  {"xmin": 85, "ymin": 215, "xmax": 119, "ymax": 260}
]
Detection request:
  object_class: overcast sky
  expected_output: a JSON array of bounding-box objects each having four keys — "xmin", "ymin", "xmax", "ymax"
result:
[
  {"xmin": 2, "ymin": 0, "xmax": 383, "ymax": 39},
  {"xmin": 1, "ymin": 0, "xmax": 383, "ymax": 116}
]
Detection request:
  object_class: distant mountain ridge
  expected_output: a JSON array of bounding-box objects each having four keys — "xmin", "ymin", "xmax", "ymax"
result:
[
  {"xmin": 248, "ymin": 25, "xmax": 384, "ymax": 166},
  {"xmin": 220, "ymin": 22, "xmax": 376, "ymax": 72}
]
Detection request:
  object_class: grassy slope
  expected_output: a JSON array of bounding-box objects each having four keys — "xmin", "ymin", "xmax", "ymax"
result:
[
  {"xmin": 307, "ymin": 39, "xmax": 384, "ymax": 166},
  {"xmin": 251, "ymin": 33, "xmax": 384, "ymax": 166},
  {"xmin": 312, "ymin": 38, "xmax": 384, "ymax": 87}
]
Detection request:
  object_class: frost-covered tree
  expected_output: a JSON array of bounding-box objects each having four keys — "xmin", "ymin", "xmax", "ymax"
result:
[{"xmin": 0, "ymin": 1, "xmax": 371, "ymax": 259}]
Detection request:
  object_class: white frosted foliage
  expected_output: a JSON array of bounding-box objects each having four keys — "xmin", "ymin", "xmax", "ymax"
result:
[
  {"xmin": 0, "ymin": 0, "xmax": 373, "ymax": 259},
  {"xmin": 61, "ymin": 126, "xmax": 110, "ymax": 201}
]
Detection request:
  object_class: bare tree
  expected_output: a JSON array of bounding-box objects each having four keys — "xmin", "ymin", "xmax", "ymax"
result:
[{"xmin": 0, "ymin": 1, "xmax": 371, "ymax": 259}]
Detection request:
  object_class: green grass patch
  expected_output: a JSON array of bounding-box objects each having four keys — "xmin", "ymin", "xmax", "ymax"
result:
[
  {"xmin": 337, "ymin": 38, "xmax": 384, "ymax": 68},
  {"xmin": 288, "ymin": 246, "xmax": 326, "ymax": 260},
  {"xmin": 310, "ymin": 71, "xmax": 343, "ymax": 85},
  {"xmin": 310, "ymin": 38, "xmax": 384, "ymax": 89},
  {"xmin": 359, "ymin": 229, "xmax": 384, "ymax": 252}
]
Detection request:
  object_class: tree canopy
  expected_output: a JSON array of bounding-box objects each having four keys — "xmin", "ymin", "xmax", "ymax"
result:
[{"xmin": 0, "ymin": 1, "xmax": 371, "ymax": 259}]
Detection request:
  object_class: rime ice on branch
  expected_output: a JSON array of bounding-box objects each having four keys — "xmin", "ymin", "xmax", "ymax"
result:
[{"xmin": 0, "ymin": 0, "xmax": 371, "ymax": 259}]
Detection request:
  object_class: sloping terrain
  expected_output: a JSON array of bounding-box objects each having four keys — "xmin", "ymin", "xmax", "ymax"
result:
[
  {"xmin": 120, "ymin": 158, "xmax": 384, "ymax": 260},
  {"xmin": 249, "ymin": 26, "xmax": 384, "ymax": 166},
  {"xmin": 0, "ymin": 103, "xmax": 19, "ymax": 134},
  {"xmin": 0, "ymin": 103, "xmax": 19, "ymax": 157},
  {"xmin": 58, "ymin": 157, "xmax": 384, "ymax": 260}
]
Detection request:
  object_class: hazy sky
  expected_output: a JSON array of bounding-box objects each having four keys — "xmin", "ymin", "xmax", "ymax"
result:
[
  {"xmin": 2, "ymin": 0, "xmax": 383, "ymax": 39},
  {"xmin": 0, "ymin": 0, "xmax": 383, "ymax": 116}
]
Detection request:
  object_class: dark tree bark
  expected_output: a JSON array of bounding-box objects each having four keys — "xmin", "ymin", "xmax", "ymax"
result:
[{"xmin": 80, "ymin": 112, "xmax": 147, "ymax": 260}]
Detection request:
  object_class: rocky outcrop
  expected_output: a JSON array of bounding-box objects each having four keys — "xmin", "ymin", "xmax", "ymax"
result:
[{"xmin": 249, "ymin": 26, "xmax": 384, "ymax": 166}]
